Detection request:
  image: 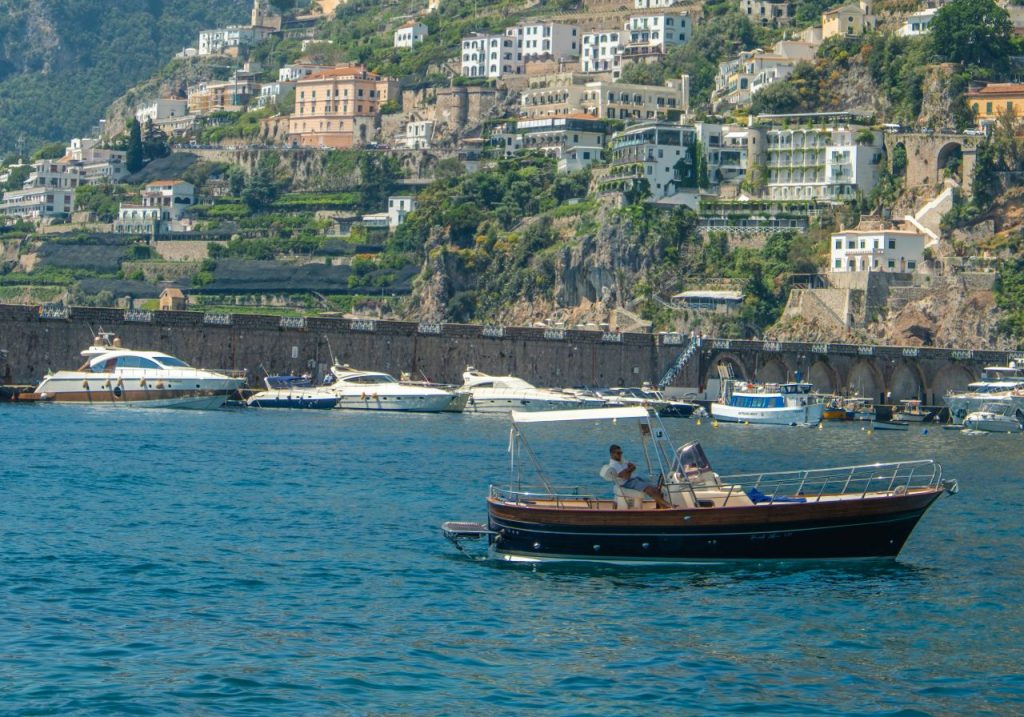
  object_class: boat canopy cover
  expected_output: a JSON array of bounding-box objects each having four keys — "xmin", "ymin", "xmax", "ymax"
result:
[{"xmin": 511, "ymin": 406, "xmax": 650, "ymax": 425}]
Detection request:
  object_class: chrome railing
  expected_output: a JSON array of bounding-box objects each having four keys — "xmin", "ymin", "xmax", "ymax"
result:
[
  {"xmin": 490, "ymin": 485, "xmax": 601, "ymax": 508},
  {"xmin": 715, "ymin": 459, "xmax": 943, "ymax": 505}
]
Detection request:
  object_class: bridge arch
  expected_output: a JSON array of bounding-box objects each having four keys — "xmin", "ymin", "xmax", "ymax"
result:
[
  {"xmin": 808, "ymin": 360, "xmax": 838, "ymax": 393},
  {"xmin": 930, "ymin": 362, "xmax": 976, "ymax": 405},
  {"xmin": 755, "ymin": 357, "xmax": 790, "ymax": 384},
  {"xmin": 847, "ymin": 360, "xmax": 885, "ymax": 403},
  {"xmin": 888, "ymin": 361, "xmax": 926, "ymax": 402},
  {"xmin": 936, "ymin": 141, "xmax": 963, "ymax": 183},
  {"xmin": 703, "ymin": 351, "xmax": 750, "ymax": 384}
]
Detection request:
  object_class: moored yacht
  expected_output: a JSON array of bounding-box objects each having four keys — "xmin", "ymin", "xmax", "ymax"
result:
[
  {"xmin": 598, "ymin": 385, "xmax": 697, "ymax": 418},
  {"xmin": 963, "ymin": 403, "xmax": 1023, "ymax": 433},
  {"xmin": 29, "ymin": 334, "xmax": 245, "ymax": 409},
  {"xmin": 458, "ymin": 367, "xmax": 598, "ymax": 413},
  {"xmin": 945, "ymin": 363, "xmax": 1024, "ymax": 423},
  {"xmin": 324, "ymin": 364, "xmax": 463, "ymax": 412},
  {"xmin": 246, "ymin": 375, "xmax": 339, "ymax": 409},
  {"xmin": 711, "ymin": 379, "xmax": 825, "ymax": 426}
]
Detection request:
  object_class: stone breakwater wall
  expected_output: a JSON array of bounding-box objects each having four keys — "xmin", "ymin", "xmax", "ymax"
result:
[{"xmin": 0, "ymin": 305, "xmax": 685, "ymax": 389}]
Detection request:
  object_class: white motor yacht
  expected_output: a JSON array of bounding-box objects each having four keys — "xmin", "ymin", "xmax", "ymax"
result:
[
  {"xmin": 324, "ymin": 364, "xmax": 463, "ymax": 412},
  {"xmin": 459, "ymin": 367, "xmax": 597, "ymax": 413},
  {"xmin": 963, "ymin": 403, "xmax": 1023, "ymax": 433},
  {"xmin": 711, "ymin": 379, "xmax": 825, "ymax": 426},
  {"xmin": 945, "ymin": 363, "xmax": 1024, "ymax": 422},
  {"xmin": 30, "ymin": 334, "xmax": 245, "ymax": 409}
]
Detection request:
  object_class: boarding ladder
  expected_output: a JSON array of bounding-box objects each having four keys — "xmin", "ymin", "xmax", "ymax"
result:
[{"xmin": 658, "ymin": 338, "xmax": 698, "ymax": 390}]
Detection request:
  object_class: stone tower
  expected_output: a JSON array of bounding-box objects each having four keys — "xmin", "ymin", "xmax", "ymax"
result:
[{"xmin": 251, "ymin": 0, "xmax": 282, "ymax": 30}]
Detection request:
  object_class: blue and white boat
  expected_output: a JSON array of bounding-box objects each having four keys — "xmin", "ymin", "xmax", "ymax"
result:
[
  {"xmin": 711, "ymin": 379, "xmax": 825, "ymax": 426},
  {"xmin": 246, "ymin": 375, "xmax": 339, "ymax": 409}
]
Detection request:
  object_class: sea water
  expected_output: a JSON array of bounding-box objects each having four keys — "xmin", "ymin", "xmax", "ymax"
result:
[{"xmin": 1, "ymin": 406, "xmax": 1022, "ymax": 716}]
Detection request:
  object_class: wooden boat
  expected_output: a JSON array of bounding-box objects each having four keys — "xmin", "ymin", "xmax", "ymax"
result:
[
  {"xmin": 443, "ymin": 407, "xmax": 957, "ymax": 564},
  {"xmin": 872, "ymin": 419, "xmax": 909, "ymax": 431}
]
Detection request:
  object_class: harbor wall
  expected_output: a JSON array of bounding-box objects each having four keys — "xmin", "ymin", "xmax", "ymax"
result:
[{"xmin": 0, "ymin": 305, "xmax": 675, "ymax": 389}]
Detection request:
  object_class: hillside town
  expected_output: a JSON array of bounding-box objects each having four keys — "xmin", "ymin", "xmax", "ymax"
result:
[{"xmin": 1, "ymin": 0, "xmax": 1023, "ymax": 348}]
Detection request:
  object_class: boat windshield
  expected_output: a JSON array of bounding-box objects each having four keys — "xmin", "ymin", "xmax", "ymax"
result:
[
  {"xmin": 343, "ymin": 373, "xmax": 396, "ymax": 384},
  {"xmin": 154, "ymin": 355, "xmax": 191, "ymax": 368},
  {"xmin": 670, "ymin": 442, "xmax": 720, "ymax": 488}
]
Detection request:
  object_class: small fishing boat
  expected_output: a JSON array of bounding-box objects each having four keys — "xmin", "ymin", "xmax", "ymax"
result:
[
  {"xmin": 27, "ymin": 333, "xmax": 245, "ymax": 409},
  {"xmin": 324, "ymin": 364, "xmax": 463, "ymax": 412},
  {"xmin": 442, "ymin": 407, "xmax": 957, "ymax": 564},
  {"xmin": 872, "ymin": 419, "xmax": 909, "ymax": 431},
  {"xmin": 894, "ymin": 399, "xmax": 935, "ymax": 423},
  {"xmin": 821, "ymin": 396, "xmax": 848, "ymax": 421},
  {"xmin": 246, "ymin": 375, "xmax": 338, "ymax": 409},
  {"xmin": 963, "ymin": 403, "xmax": 1023, "ymax": 433},
  {"xmin": 711, "ymin": 379, "xmax": 825, "ymax": 426},
  {"xmin": 842, "ymin": 396, "xmax": 875, "ymax": 421}
]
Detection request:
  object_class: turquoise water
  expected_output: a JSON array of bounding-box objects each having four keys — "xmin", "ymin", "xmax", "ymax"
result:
[{"xmin": 2, "ymin": 406, "xmax": 1022, "ymax": 716}]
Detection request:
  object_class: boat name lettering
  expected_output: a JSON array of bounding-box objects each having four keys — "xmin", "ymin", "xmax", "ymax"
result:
[
  {"xmin": 481, "ymin": 325, "xmax": 504, "ymax": 338},
  {"xmin": 125, "ymin": 309, "xmax": 153, "ymax": 323},
  {"xmin": 418, "ymin": 322, "xmax": 443, "ymax": 335},
  {"xmin": 203, "ymin": 313, "xmax": 232, "ymax": 326},
  {"xmin": 902, "ymin": 347, "xmax": 919, "ymax": 357},
  {"xmin": 279, "ymin": 316, "xmax": 306, "ymax": 330},
  {"xmin": 543, "ymin": 329, "xmax": 566, "ymax": 340},
  {"xmin": 601, "ymin": 332, "xmax": 623, "ymax": 343},
  {"xmin": 351, "ymin": 319, "xmax": 377, "ymax": 332}
]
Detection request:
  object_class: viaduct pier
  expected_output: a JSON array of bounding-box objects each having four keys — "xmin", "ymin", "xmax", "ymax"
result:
[{"xmin": 0, "ymin": 304, "xmax": 1019, "ymax": 404}]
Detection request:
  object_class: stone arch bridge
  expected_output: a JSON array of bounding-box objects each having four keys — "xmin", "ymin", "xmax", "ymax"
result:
[
  {"xmin": 883, "ymin": 132, "xmax": 982, "ymax": 194},
  {"xmin": 683, "ymin": 338, "xmax": 1023, "ymax": 406}
]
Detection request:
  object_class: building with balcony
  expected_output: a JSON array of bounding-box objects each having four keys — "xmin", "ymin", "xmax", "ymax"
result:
[
  {"xmin": 619, "ymin": 12, "xmax": 692, "ymax": 70},
  {"xmin": 394, "ymin": 21, "xmax": 428, "ymax": 49},
  {"xmin": 763, "ymin": 126, "xmax": 882, "ymax": 202},
  {"xmin": 520, "ymin": 73, "xmax": 689, "ymax": 121},
  {"xmin": 966, "ymin": 82, "xmax": 1024, "ymax": 125},
  {"xmin": 695, "ymin": 122, "xmax": 757, "ymax": 186},
  {"xmin": 198, "ymin": 25, "xmax": 273, "ymax": 56},
  {"xmin": 830, "ymin": 229, "xmax": 926, "ymax": 272},
  {"xmin": 897, "ymin": 6, "xmax": 938, "ymax": 35},
  {"xmin": 135, "ymin": 98, "xmax": 189, "ymax": 127},
  {"xmin": 461, "ymin": 33, "xmax": 518, "ymax": 78},
  {"xmin": 581, "ymin": 31, "xmax": 623, "ymax": 73},
  {"xmin": 712, "ymin": 39, "xmax": 818, "ymax": 110},
  {"xmin": 600, "ymin": 121, "xmax": 699, "ymax": 200},
  {"xmin": 114, "ymin": 180, "xmax": 196, "ymax": 234},
  {"xmin": 288, "ymin": 65, "xmax": 397, "ymax": 148},
  {"xmin": 741, "ymin": 0, "xmax": 796, "ymax": 26},
  {"xmin": 387, "ymin": 195, "xmax": 417, "ymax": 228},
  {"xmin": 491, "ymin": 115, "xmax": 608, "ymax": 171},
  {"xmin": 507, "ymin": 22, "xmax": 579, "ymax": 63},
  {"xmin": 187, "ymin": 67, "xmax": 262, "ymax": 114},
  {"xmin": 279, "ymin": 63, "xmax": 335, "ymax": 82}
]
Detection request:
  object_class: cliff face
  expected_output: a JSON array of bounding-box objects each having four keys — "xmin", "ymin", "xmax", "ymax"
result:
[{"xmin": 0, "ymin": 0, "xmax": 249, "ymax": 153}]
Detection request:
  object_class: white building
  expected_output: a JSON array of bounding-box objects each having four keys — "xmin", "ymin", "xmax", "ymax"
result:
[
  {"xmin": 394, "ymin": 21, "xmax": 429, "ymax": 49},
  {"xmin": 601, "ymin": 121, "xmax": 700, "ymax": 200},
  {"xmin": 830, "ymin": 229, "xmax": 926, "ymax": 272},
  {"xmin": 581, "ymin": 31, "xmax": 623, "ymax": 74},
  {"xmin": 506, "ymin": 22, "xmax": 579, "ymax": 62},
  {"xmin": 461, "ymin": 33, "xmax": 516, "ymax": 78},
  {"xmin": 491, "ymin": 115, "xmax": 608, "ymax": 171},
  {"xmin": 198, "ymin": 25, "xmax": 272, "ymax": 56},
  {"xmin": 620, "ymin": 12, "xmax": 692, "ymax": 69},
  {"xmin": 897, "ymin": 7, "xmax": 938, "ymax": 35},
  {"xmin": 400, "ymin": 120, "xmax": 434, "ymax": 149},
  {"xmin": 255, "ymin": 81, "xmax": 295, "ymax": 108},
  {"xmin": 521, "ymin": 73, "xmax": 689, "ymax": 121},
  {"xmin": 634, "ymin": 0, "xmax": 679, "ymax": 7},
  {"xmin": 713, "ymin": 39, "xmax": 818, "ymax": 109},
  {"xmin": 114, "ymin": 180, "xmax": 197, "ymax": 234},
  {"xmin": 65, "ymin": 138, "xmax": 129, "ymax": 184},
  {"xmin": 1, "ymin": 159, "xmax": 82, "ymax": 220},
  {"xmin": 765, "ymin": 127, "xmax": 883, "ymax": 202},
  {"xmin": 387, "ymin": 195, "xmax": 417, "ymax": 228},
  {"xmin": 278, "ymin": 63, "xmax": 334, "ymax": 82},
  {"xmin": 695, "ymin": 122, "xmax": 755, "ymax": 186},
  {"xmin": 135, "ymin": 98, "xmax": 189, "ymax": 126}
]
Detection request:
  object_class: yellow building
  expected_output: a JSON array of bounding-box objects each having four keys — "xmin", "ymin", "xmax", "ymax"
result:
[
  {"xmin": 967, "ymin": 83, "xmax": 1024, "ymax": 124},
  {"xmin": 288, "ymin": 66, "xmax": 398, "ymax": 149},
  {"xmin": 822, "ymin": 2, "xmax": 875, "ymax": 39}
]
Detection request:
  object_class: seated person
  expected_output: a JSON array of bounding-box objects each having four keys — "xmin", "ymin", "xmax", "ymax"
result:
[{"xmin": 604, "ymin": 444, "xmax": 672, "ymax": 509}]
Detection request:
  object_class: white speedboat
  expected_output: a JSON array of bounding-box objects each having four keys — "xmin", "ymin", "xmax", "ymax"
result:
[
  {"xmin": 459, "ymin": 367, "xmax": 597, "ymax": 413},
  {"xmin": 893, "ymin": 399, "xmax": 935, "ymax": 422},
  {"xmin": 246, "ymin": 375, "xmax": 338, "ymax": 409},
  {"xmin": 711, "ymin": 379, "xmax": 825, "ymax": 426},
  {"xmin": 945, "ymin": 363, "xmax": 1024, "ymax": 422},
  {"xmin": 324, "ymin": 364, "xmax": 462, "ymax": 412},
  {"xmin": 30, "ymin": 334, "xmax": 245, "ymax": 409},
  {"xmin": 963, "ymin": 403, "xmax": 1023, "ymax": 433},
  {"xmin": 598, "ymin": 385, "xmax": 697, "ymax": 418}
]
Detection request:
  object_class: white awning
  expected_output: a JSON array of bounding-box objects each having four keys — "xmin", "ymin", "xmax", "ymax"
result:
[{"xmin": 512, "ymin": 406, "xmax": 651, "ymax": 425}]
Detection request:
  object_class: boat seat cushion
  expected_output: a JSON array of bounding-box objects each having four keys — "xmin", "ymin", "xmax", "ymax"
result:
[{"xmin": 746, "ymin": 487, "xmax": 807, "ymax": 504}]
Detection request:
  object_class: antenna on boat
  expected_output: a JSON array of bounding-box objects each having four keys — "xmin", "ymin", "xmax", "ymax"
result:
[{"xmin": 323, "ymin": 335, "xmax": 337, "ymax": 365}]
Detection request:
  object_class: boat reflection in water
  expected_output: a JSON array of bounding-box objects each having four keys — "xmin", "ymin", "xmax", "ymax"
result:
[{"xmin": 443, "ymin": 407, "xmax": 958, "ymax": 564}]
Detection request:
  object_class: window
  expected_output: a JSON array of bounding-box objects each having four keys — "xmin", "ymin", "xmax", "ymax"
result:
[
  {"xmin": 888, "ymin": 239, "xmax": 896, "ymax": 249},
  {"xmin": 907, "ymin": 260, "xmax": 917, "ymax": 270},
  {"xmin": 887, "ymin": 259, "xmax": 895, "ymax": 269},
  {"xmin": 835, "ymin": 239, "xmax": 841, "ymax": 249},
  {"xmin": 835, "ymin": 258, "xmax": 842, "ymax": 268}
]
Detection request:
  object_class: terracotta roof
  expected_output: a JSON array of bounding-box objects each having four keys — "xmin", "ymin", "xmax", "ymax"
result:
[
  {"xmin": 399, "ymin": 20, "xmax": 420, "ymax": 28},
  {"xmin": 161, "ymin": 288, "xmax": 185, "ymax": 297},
  {"xmin": 302, "ymin": 65, "xmax": 378, "ymax": 82},
  {"xmin": 146, "ymin": 180, "xmax": 188, "ymax": 187},
  {"xmin": 967, "ymin": 83, "xmax": 1024, "ymax": 97}
]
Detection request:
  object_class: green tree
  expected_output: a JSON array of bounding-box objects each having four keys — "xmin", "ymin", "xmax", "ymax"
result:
[
  {"xmin": 3, "ymin": 164, "xmax": 31, "ymax": 191},
  {"xmin": 31, "ymin": 142, "xmax": 67, "ymax": 161},
  {"xmin": 125, "ymin": 119, "xmax": 144, "ymax": 173},
  {"xmin": 142, "ymin": 119, "xmax": 170, "ymax": 161},
  {"xmin": 241, "ymin": 154, "xmax": 286, "ymax": 212},
  {"xmin": 931, "ymin": 0, "xmax": 1013, "ymax": 71}
]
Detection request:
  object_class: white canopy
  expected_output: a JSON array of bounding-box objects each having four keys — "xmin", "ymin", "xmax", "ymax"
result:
[{"xmin": 511, "ymin": 406, "xmax": 651, "ymax": 425}]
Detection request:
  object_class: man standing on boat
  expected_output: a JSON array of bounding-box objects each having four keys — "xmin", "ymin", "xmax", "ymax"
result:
[{"xmin": 606, "ymin": 445, "xmax": 673, "ymax": 509}]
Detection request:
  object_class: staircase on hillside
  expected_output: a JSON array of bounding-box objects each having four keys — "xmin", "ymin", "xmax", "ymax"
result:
[{"xmin": 658, "ymin": 338, "xmax": 698, "ymax": 389}]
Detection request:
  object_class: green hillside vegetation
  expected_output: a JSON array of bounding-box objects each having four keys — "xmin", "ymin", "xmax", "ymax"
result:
[{"xmin": 0, "ymin": 0, "xmax": 250, "ymax": 154}]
